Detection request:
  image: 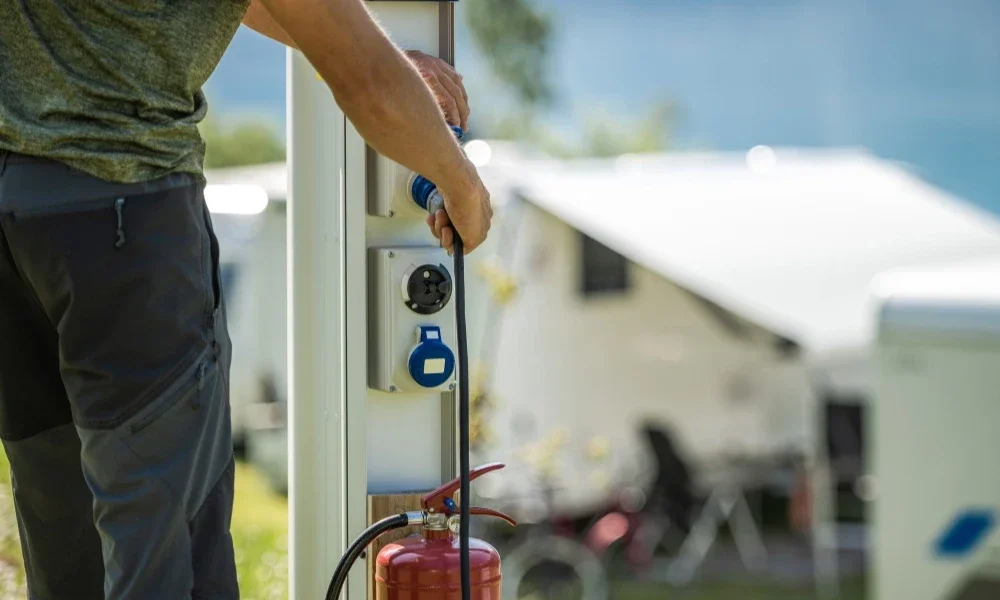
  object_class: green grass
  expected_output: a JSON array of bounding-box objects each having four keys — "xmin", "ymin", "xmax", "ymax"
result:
[
  {"xmin": 0, "ymin": 449, "xmax": 26, "ymax": 600},
  {"xmin": 231, "ymin": 460, "xmax": 289, "ymax": 600}
]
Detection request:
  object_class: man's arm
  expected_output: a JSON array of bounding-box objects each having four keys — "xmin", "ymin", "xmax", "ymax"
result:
[
  {"xmin": 255, "ymin": 0, "xmax": 490, "ymax": 251},
  {"xmin": 242, "ymin": 0, "xmax": 297, "ymax": 48},
  {"xmin": 243, "ymin": 1, "xmax": 471, "ymax": 130}
]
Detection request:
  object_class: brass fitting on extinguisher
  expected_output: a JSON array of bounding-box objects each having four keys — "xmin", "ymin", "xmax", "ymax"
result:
[{"xmin": 375, "ymin": 462, "xmax": 516, "ymax": 599}]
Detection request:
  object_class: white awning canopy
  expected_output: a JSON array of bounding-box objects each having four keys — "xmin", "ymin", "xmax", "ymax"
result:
[{"xmin": 509, "ymin": 148, "xmax": 1000, "ymax": 357}]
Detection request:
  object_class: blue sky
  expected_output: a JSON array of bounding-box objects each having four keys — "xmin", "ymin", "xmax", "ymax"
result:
[{"xmin": 205, "ymin": 0, "xmax": 1000, "ymax": 213}]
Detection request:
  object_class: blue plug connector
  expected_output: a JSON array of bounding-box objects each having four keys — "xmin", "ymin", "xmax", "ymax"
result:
[{"xmin": 410, "ymin": 126, "xmax": 465, "ymax": 213}]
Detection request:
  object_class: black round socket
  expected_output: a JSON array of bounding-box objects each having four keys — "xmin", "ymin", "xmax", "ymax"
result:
[{"xmin": 405, "ymin": 264, "xmax": 452, "ymax": 315}]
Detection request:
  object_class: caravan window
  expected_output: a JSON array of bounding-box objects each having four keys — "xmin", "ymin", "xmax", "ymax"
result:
[{"xmin": 579, "ymin": 233, "xmax": 630, "ymax": 297}]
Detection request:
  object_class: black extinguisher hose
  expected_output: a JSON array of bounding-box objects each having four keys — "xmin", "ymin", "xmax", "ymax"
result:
[{"xmin": 324, "ymin": 513, "xmax": 410, "ymax": 600}]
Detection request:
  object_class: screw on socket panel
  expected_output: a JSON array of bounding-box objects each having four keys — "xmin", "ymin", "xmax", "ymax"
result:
[{"xmin": 403, "ymin": 263, "xmax": 452, "ymax": 315}]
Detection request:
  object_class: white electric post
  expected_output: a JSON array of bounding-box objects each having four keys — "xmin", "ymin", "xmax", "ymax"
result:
[{"xmin": 287, "ymin": 2, "xmax": 458, "ymax": 599}]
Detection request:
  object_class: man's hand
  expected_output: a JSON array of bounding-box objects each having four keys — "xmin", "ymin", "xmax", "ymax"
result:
[
  {"xmin": 255, "ymin": 0, "xmax": 493, "ymax": 252},
  {"xmin": 404, "ymin": 50, "xmax": 470, "ymax": 131},
  {"xmin": 404, "ymin": 50, "xmax": 482, "ymax": 252},
  {"xmin": 426, "ymin": 174, "xmax": 493, "ymax": 255}
]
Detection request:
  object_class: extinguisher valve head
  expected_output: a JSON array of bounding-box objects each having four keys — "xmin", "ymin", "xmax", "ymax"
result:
[
  {"xmin": 418, "ymin": 462, "xmax": 516, "ymax": 529},
  {"xmin": 421, "ymin": 462, "xmax": 506, "ymax": 514},
  {"xmin": 424, "ymin": 512, "xmax": 450, "ymax": 531}
]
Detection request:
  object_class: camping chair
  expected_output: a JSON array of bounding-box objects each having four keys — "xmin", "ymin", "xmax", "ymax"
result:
[
  {"xmin": 641, "ymin": 422, "xmax": 696, "ymax": 535},
  {"xmin": 644, "ymin": 421, "xmax": 768, "ymax": 585}
]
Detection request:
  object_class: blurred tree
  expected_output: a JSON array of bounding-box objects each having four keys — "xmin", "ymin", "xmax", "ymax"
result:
[
  {"xmin": 488, "ymin": 100, "xmax": 677, "ymax": 158},
  {"xmin": 543, "ymin": 100, "xmax": 677, "ymax": 158},
  {"xmin": 200, "ymin": 118, "xmax": 285, "ymax": 169},
  {"xmin": 465, "ymin": 0, "xmax": 554, "ymax": 107},
  {"xmin": 465, "ymin": 3, "xmax": 678, "ymax": 456},
  {"xmin": 466, "ymin": 0, "xmax": 675, "ymax": 156}
]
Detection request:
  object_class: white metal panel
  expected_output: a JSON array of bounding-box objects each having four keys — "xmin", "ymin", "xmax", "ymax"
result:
[
  {"xmin": 366, "ymin": 2, "xmax": 439, "ymax": 51},
  {"xmin": 343, "ymin": 118, "xmax": 370, "ymax": 600},
  {"xmin": 287, "ymin": 48, "xmax": 348, "ymax": 600},
  {"xmin": 357, "ymin": 1, "xmax": 452, "ymax": 496},
  {"xmin": 873, "ymin": 260, "xmax": 1000, "ymax": 600},
  {"xmin": 367, "ymin": 247, "xmax": 458, "ymax": 394},
  {"xmin": 344, "ymin": 3, "xmax": 455, "ymax": 599}
]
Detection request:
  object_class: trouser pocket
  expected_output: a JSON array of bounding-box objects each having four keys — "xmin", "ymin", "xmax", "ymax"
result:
[
  {"xmin": 112, "ymin": 346, "xmax": 232, "ymax": 512},
  {"xmin": 2, "ymin": 183, "xmax": 219, "ymax": 428},
  {"xmin": 77, "ymin": 344, "xmax": 235, "ymax": 600}
]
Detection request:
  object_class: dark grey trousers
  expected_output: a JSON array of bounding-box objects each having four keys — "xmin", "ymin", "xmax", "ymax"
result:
[{"xmin": 0, "ymin": 152, "xmax": 239, "ymax": 599}]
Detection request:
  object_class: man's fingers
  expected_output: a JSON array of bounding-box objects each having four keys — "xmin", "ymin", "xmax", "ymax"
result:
[
  {"xmin": 435, "ymin": 58, "xmax": 469, "ymax": 104},
  {"xmin": 433, "ymin": 56, "xmax": 458, "ymax": 78},
  {"xmin": 433, "ymin": 82, "xmax": 461, "ymax": 127},
  {"xmin": 408, "ymin": 51, "xmax": 470, "ymax": 129},
  {"xmin": 426, "ymin": 213, "xmax": 440, "ymax": 239},
  {"xmin": 434, "ymin": 209, "xmax": 449, "ymax": 238},
  {"xmin": 441, "ymin": 227, "xmax": 454, "ymax": 253},
  {"xmin": 434, "ymin": 62, "xmax": 470, "ymax": 129},
  {"xmin": 435, "ymin": 72, "xmax": 470, "ymax": 130},
  {"xmin": 426, "ymin": 63, "xmax": 468, "ymax": 130}
]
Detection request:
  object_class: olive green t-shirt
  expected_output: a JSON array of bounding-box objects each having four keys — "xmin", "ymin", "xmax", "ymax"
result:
[{"xmin": 0, "ymin": 0, "xmax": 251, "ymax": 185}]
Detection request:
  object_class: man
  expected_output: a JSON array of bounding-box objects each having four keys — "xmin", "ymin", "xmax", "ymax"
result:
[{"xmin": 0, "ymin": 0, "xmax": 490, "ymax": 598}]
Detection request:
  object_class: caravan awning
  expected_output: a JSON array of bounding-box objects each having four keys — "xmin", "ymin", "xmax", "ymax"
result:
[{"xmin": 512, "ymin": 148, "xmax": 1000, "ymax": 357}]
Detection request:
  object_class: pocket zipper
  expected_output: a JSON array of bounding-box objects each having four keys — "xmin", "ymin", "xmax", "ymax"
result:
[
  {"xmin": 130, "ymin": 377, "xmax": 200, "ymax": 435},
  {"xmin": 114, "ymin": 197, "xmax": 126, "ymax": 248},
  {"xmin": 129, "ymin": 348, "xmax": 215, "ymax": 434},
  {"xmin": 12, "ymin": 196, "xmax": 128, "ymax": 249}
]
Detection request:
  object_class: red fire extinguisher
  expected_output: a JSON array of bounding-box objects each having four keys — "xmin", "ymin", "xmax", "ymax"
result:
[
  {"xmin": 376, "ymin": 462, "xmax": 515, "ymax": 599},
  {"xmin": 324, "ymin": 462, "xmax": 515, "ymax": 600}
]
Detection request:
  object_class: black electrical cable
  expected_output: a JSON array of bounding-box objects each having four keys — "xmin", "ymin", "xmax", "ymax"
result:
[
  {"xmin": 453, "ymin": 235, "xmax": 471, "ymax": 600},
  {"xmin": 324, "ymin": 513, "xmax": 409, "ymax": 600},
  {"xmin": 424, "ymin": 176, "xmax": 471, "ymax": 600},
  {"xmin": 326, "ymin": 120, "xmax": 472, "ymax": 600}
]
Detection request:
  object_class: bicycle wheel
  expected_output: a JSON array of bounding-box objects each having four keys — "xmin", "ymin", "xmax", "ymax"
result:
[{"xmin": 501, "ymin": 535, "xmax": 610, "ymax": 600}]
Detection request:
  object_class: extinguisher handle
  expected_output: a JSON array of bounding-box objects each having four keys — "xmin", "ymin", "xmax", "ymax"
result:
[
  {"xmin": 422, "ymin": 462, "xmax": 505, "ymax": 513},
  {"xmin": 469, "ymin": 506, "xmax": 517, "ymax": 527}
]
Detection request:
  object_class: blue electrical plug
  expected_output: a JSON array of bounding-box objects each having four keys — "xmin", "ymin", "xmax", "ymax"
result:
[{"xmin": 410, "ymin": 126, "xmax": 465, "ymax": 213}]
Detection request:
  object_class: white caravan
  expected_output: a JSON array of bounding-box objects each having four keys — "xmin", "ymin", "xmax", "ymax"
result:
[{"xmin": 205, "ymin": 146, "xmax": 1000, "ymax": 522}]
